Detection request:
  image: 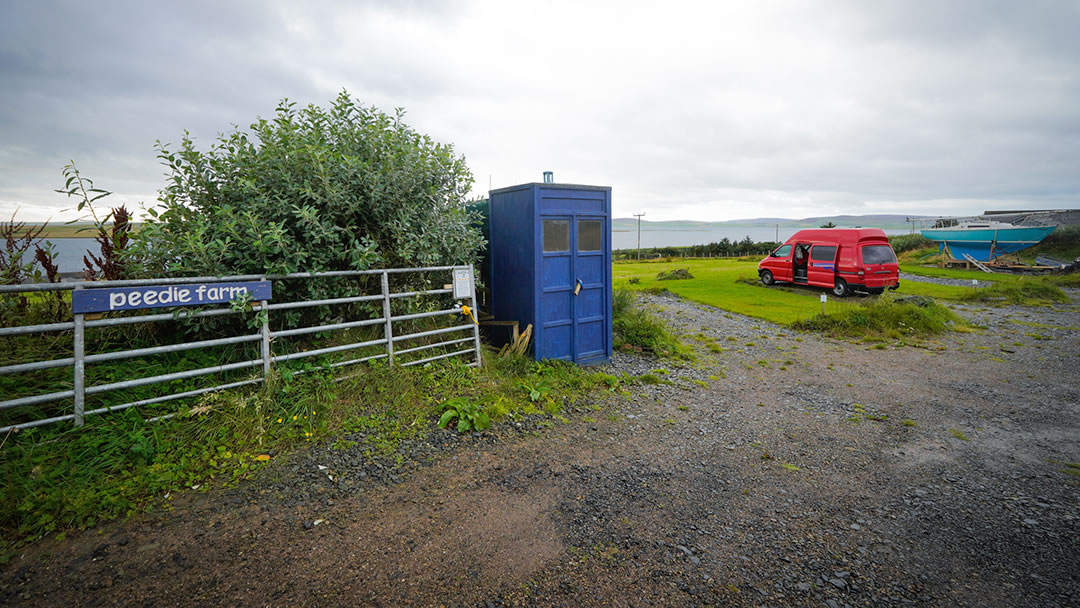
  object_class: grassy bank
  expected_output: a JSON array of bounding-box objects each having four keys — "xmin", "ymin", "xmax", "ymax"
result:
[{"xmin": 0, "ymin": 353, "xmax": 618, "ymax": 553}]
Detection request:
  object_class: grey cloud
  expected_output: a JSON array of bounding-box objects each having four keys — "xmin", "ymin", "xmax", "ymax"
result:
[{"xmin": 1, "ymin": 1, "xmax": 1077, "ymax": 222}]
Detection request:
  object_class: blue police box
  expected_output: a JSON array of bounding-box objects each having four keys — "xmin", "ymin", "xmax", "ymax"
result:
[{"xmin": 488, "ymin": 181, "xmax": 612, "ymax": 364}]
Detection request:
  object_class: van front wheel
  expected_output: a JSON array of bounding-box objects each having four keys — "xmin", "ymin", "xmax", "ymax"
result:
[
  {"xmin": 832, "ymin": 279, "xmax": 850, "ymax": 297},
  {"xmin": 760, "ymin": 270, "xmax": 775, "ymax": 286}
]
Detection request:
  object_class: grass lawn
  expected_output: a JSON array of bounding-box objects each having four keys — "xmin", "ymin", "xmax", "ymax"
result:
[
  {"xmin": 613, "ymin": 258, "xmax": 993, "ymax": 326},
  {"xmin": 614, "ymin": 258, "xmax": 857, "ymax": 325}
]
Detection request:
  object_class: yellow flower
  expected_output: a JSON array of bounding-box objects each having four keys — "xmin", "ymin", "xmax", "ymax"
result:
[
  {"xmin": 292, "ymin": 415, "xmax": 297, "ymax": 421},
  {"xmin": 276, "ymin": 418, "xmax": 282, "ymax": 423}
]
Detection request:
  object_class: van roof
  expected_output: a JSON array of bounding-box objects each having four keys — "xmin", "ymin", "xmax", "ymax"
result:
[{"xmin": 787, "ymin": 228, "xmax": 889, "ymax": 244}]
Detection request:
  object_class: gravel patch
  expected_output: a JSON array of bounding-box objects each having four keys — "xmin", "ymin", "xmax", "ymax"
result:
[
  {"xmin": 900, "ymin": 271, "xmax": 994, "ymax": 287},
  {"xmin": 4, "ymin": 289, "xmax": 1078, "ymax": 607}
]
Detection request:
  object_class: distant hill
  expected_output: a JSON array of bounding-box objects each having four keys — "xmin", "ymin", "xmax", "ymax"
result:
[{"xmin": 612, "ymin": 214, "xmax": 926, "ymax": 231}]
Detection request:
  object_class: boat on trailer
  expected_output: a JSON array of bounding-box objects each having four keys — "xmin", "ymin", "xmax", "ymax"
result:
[{"xmin": 920, "ymin": 221, "xmax": 1056, "ymax": 262}]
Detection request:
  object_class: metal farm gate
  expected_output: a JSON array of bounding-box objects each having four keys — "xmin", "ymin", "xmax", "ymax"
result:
[{"xmin": 0, "ymin": 266, "xmax": 481, "ymax": 433}]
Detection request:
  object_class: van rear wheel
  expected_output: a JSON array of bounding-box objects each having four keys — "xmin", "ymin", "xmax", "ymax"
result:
[
  {"xmin": 760, "ymin": 270, "xmax": 775, "ymax": 286},
  {"xmin": 832, "ymin": 279, "xmax": 850, "ymax": 297}
]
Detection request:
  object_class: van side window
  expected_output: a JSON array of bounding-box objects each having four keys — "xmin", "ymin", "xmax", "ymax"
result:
[
  {"xmin": 810, "ymin": 245, "xmax": 836, "ymax": 261},
  {"xmin": 773, "ymin": 245, "xmax": 792, "ymax": 257}
]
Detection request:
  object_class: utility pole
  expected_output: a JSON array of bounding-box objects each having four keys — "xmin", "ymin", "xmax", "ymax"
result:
[
  {"xmin": 634, "ymin": 212, "xmax": 646, "ymax": 260},
  {"xmin": 776, "ymin": 223, "xmax": 779, "ymax": 242}
]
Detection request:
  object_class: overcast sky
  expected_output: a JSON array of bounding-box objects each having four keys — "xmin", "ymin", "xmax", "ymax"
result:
[{"xmin": 2, "ymin": 0, "xmax": 1078, "ymax": 223}]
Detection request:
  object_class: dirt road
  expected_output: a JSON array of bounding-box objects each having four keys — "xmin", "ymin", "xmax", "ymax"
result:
[{"xmin": 3, "ymin": 292, "xmax": 1078, "ymax": 607}]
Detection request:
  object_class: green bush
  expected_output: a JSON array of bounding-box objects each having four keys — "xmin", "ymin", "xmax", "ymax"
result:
[
  {"xmin": 1032, "ymin": 224, "xmax": 1080, "ymax": 260},
  {"xmin": 127, "ymin": 92, "xmax": 484, "ymax": 325},
  {"xmin": 889, "ymin": 233, "xmax": 934, "ymax": 254}
]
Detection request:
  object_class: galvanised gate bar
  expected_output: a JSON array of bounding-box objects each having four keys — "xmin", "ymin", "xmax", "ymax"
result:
[{"xmin": 0, "ymin": 266, "xmax": 482, "ymax": 433}]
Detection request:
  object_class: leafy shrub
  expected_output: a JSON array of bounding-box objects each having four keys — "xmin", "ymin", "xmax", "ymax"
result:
[
  {"xmin": 889, "ymin": 233, "xmax": 934, "ymax": 254},
  {"xmin": 128, "ymin": 92, "xmax": 484, "ymax": 325},
  {"xmin": 791, "ymin": 295, "xmax": 963, "ymax": 338},
  {"xmin": 1033, "ymin": 224, "xmax": 1080, "ymax": 259}
]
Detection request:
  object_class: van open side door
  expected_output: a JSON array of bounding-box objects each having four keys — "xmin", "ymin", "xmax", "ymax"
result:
[{"xmin": 807, "ymin": 243, "xmax": 839, "ymax": 288}]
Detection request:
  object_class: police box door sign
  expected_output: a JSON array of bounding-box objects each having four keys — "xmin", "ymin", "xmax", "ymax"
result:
[{"xmin": 72, "ymin": 281, "xmax": 272, "ymax": 314}]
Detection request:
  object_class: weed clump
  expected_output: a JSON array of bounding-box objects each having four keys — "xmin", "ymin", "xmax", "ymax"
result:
[
  {"xmin": 656, "ymin": 268, "xmax": 694, "ymax": 281},
  {"xmin": 791, "ymin": 295, "xmax": 964, "ymax": 339},
  {"xmin": 613, "ymin": 288, "xmax": 693, "ymax": 359}
]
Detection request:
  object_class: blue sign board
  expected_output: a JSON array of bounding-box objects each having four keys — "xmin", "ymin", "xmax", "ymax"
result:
[{"xmin": 72, "ymin": 281, "xmax": 273, "ymax": 314}]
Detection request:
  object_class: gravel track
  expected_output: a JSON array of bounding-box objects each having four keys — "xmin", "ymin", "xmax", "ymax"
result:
[{"xmin": 3, "ymin": 291, "xmax": 1078, "ymax": 607}]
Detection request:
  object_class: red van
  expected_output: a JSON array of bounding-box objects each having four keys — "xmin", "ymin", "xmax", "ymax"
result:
[{"xmin": 757, "ymin": 228, "xmax": 900, "ymax": 296}]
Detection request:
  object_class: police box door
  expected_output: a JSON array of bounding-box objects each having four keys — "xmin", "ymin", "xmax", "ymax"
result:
[{"xmin": 540, "ymin": 215, "xmax": 609, "ymax": 362}]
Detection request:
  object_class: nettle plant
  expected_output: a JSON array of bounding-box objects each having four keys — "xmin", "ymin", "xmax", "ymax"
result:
[{"xmin": 128, "ymin": 91, "xmax": 486, "ymax": 328}]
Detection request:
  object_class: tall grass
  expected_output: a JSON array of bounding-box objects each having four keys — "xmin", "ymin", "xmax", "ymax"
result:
[
  {"xmin": 612, "ymin": 288, "xmax": 692, "ymax": 359},
  {"xmin": 791, "ymin": 296, "xmax": 965, "ymax": 339}
]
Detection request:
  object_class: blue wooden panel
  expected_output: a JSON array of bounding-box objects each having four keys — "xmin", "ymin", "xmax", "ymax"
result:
[
  {"xmin": 541, "ymin": 290, "xmax": 571, "ymax": 325},
  {"xmin": 73, "ymin": 281, "xmax": 271, "ymax": 314},
  {"xmin": 576, "ymin": 287, "xmax": 602, "ymax": 319},
  {"xmin": 538, "ymin": 197, "xmax": 606, "ymax": 214},
  {"xmin": 489, "ymin": 184, "xmax": 536, "ymax": 329},
  {"xmin": 576, "ymin": 319, "xmax": 606, "ymax": 362},
  {"xmin": 575, "ymin": 254, "xmax": 603, "ymax": 285},
  {"xmin": 541, "ymin": 323, "xmax": 572, "ymax": 361},
  {"xmin": 541, "ymin": 255, "xmax": 572, "ymax": 289}
]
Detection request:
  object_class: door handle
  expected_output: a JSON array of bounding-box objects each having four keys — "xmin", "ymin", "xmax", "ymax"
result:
[{"xmin": 574, "ymin": 278, "xmax": 583, "ymax": 295}]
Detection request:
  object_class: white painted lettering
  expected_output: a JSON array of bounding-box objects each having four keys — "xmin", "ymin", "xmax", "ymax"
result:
[
  {"xmin": 159, "ymin": 288, "xmax": 173, "ymax": 304},
  {"xmin": 196, "ymin": 285, "xmax": 207, "ymax": 301},
  {"xmin": 109, "ymin": 293, "xmax": 126, "ymax": 310},
  {"xmin": 128, "ymin": 291, "xmax": 142, "ymax": 307},
  {"xmin": 178, "ymin": 289, "xmax": 191, "ymax": 303},
  {"xmin": 144, "ymin": 290, "xmax": 158, "ymax": 306}
]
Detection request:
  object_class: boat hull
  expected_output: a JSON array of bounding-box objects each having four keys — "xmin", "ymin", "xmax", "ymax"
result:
[{"xmin": 920, "ymin": 226, "xmax": 1056, "ymax": 262}]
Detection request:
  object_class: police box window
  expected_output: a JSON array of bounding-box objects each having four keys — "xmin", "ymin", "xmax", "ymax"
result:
[
  {"xmin": 577, "ymin": 219, "xmax": 602, "ymax": 251},
  {"xmin": 810, "ymin": 245, "xmax": 836, "ymax": 261},
  {"xmin": 542, "ymin": 219, "xmax": 569, "ymax": 252}
]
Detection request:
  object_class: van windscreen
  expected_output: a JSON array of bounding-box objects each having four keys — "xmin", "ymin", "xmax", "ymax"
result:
[{"xmin": 862, "ymin": 245, "xmax": 896, "ymax": 264}]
